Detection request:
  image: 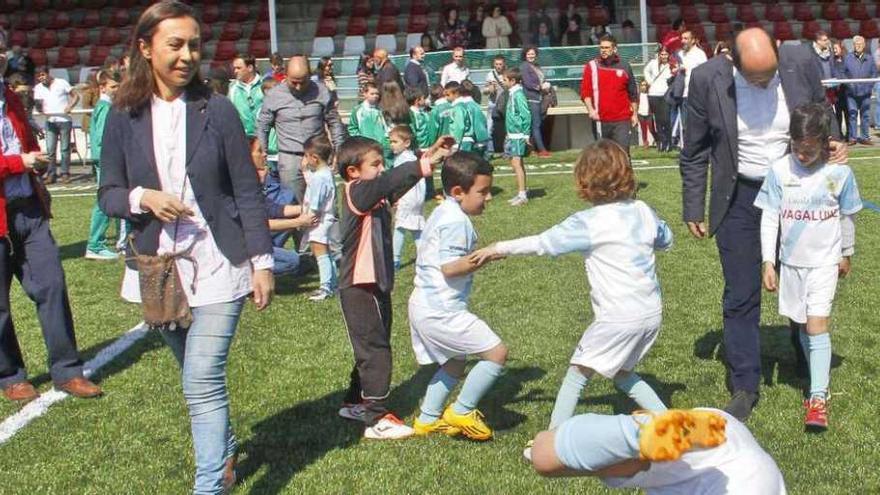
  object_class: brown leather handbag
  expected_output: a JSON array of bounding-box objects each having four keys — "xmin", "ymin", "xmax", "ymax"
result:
[{"xmin": 129, "ymin": 237, "xmax": 196, "ymax": 331}]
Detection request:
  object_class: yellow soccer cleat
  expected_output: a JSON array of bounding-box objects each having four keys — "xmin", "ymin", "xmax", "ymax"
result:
[
  {"xmin": 636, "ymin": 409, "xmax": 727, "ymax": 462},
  {"xmin": 442, "ymin": 407, "xmax": 493, "ymax": 441},
  {"xmin": 412, "ymin": 417, "xmax": 462, "ymax": 437}
]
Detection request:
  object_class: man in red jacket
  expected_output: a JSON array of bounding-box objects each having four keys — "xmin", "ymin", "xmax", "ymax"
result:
[
  {"xmin": 580, "ymin": 34, "xmax": 639, "ymax": 153},
  {"xmin": 0, "ymin": 43, "xmax": 101, "ymax": 403}
]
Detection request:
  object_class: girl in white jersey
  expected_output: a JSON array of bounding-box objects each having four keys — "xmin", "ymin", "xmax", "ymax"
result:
[{"xmin": 473, "ymin": 140, "xmax": 674, "ymax": 441}]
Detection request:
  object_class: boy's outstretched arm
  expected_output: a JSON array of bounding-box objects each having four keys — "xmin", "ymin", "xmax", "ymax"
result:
[
  {"xmin": 471, "ymin": 214, "xmax": 591, "ymax": 264},
  {"xmin": 441, "ymin": 250, "xmax": 503, "ymax": 278}
]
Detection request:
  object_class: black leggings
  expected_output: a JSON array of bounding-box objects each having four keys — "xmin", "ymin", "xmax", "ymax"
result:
[{"xmin": 649, "ymin": 96, "xmax": 671, "ymax": 151}]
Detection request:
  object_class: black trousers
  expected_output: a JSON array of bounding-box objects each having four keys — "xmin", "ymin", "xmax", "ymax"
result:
[
  {"xmin": 648, "ymin": 96, "xmax": 671, "ymax": 151},
  {"xmin": 600, "ymin": 120, "xmax": 633, "ymax": 155},
  {"xmin": 0, "ymin": 198, "xmax": 83, "ymax": 387},
  {"xmin": 339, "ymin": 285, "xmax": 393, "ymax": 426}
]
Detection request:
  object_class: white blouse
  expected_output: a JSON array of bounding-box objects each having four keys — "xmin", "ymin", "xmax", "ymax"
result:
[{"xmin": 122, "ymin": 95, "xmax": 272, "ymax": 307}]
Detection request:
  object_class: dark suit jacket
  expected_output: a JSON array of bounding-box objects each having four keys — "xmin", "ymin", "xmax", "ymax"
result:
[
  {"xmin": 374, "ymin": 61, "xmax": 404, "ymax": 90},
  {"xmin": 403, "ymin": 60, "xmax": 429, "ymax": 95},
  {"xmin": 98, "ymin": 91, "xmax": 272, "ymax": 267},
  {"xmin": 680, "ymin": 45, "xmax": 838, "ymax": 235}
]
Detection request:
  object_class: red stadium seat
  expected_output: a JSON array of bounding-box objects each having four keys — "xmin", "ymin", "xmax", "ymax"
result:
[
  {"xmin": 213, "ymin": 41, "xmax": 237, "ymax": 62},
  {"xmin": 18, "ymin": 12, "xmax": 39, "ymax": 31},
  {"xmin": 46, "ymin": 12, "xmax": 71, "ymax": 30},
  {"xmin": 352, "ymin": 0, "xmax": 371, "ymax": 17},
  {"xmin": 228, "ymin": 4, "xmax": 250, "ymax": 23},
  {"xmin": 321, "ymin": 0, "xmax": 342, "ymax": 18},
  {"xmin": 0, "ymin": 14, "xmax": 9, "ymax": 29},
  {"xmin": 736, "ymin": 5, "xmax": 758, "ymax": 24},
  {"xmin": 54, "ymin": 0, "xmax": 76, "ymax": 9},
  {"xmin": 586, "ymin": 6, "xmax": 609, "ymax": 27},
  {"xmin": 315, "ymin": 17, "xmax": 338, "ymax": 37},
  {"xmin": 689, "ymin": 23, "xmax": 707, "ymax": 44},
  {"xmin": 8, "ymin": 30, "xmax": 26, "ymax": 47},
  {"xmin": 377, "ymin": 16, "xmax": 398, "ymax": 35},
  {"xmin": 830, "ymin": 20, "xmax": 852, "ymax": 40},
  {"xmin": 821, "ymin": 3, "xmax": 843, "ymax": 21},
  {"xmin": 347, "ymin": 17, "xmax": 368, "ymax": 36},
  {"xmin": 793, "ymin": 4, "xmax": 814, "ymax": 22},
  {"xmin": 31, "ymin": 0, "xmax": 50, "ymax": 10},
  {"xmin": 200, "ymin": 23, "xmax": 213, "ymax": 42},
  {"xmin": 501, "ymin": 0, "xmax": 518, "ymax": 13},
  {"xmin": 55, "ymin": 47, "xmax": 80, "ymax": 68},
  {"xmin": 714, "ymin": 22, "xmax": 733, "ymax": 43},
  {"xmin": 202, "ymin": 4, "xmax": 220, "ymax": 24},
  {"xmin": 29, "ymin": 49, "xmax": 48, "ymax": 68},
  {"xmin": 441, "ymin": 0, "xmax": 460, "ymax": 10},
  {"xmin": 801, "ymin": 20, "xmax": 822, "ymax": 41},
  {"xmin": 257, "ymin": 5, "xmax": 269, "ymax": 22},
  {"xmin": 80, "ymin": 10, "xmax": 101, "ymax": 29},
  {"xmin": 0, "ymin": 0, "xmax": 17, "ymax": 14},
  {"xmin": 731, "ymin": 0, "xmax": 750, "ymax": 4},
  {"xmin": 82, "ymin": 0, "xmax": 108, "ymax": 7},
  {"xmin": 410, "ymin": 0, "xmax": 430, "ymax": 15},
  {"xmin": 408, "ymin": 15, "xmax": 429, "ymax": 33},
  {"xmin": 108, "ymin": 9, "xmax": 130, "ymax": 27},
  {"xmin": 680, "ymin": 6, "xmax": 700, "ymax": 25},
  {"xmin": 773, "ymin": 22, "xmax": 795, "ymax": 41},
  {"xmin": 848, "ymin": 3, "xmax": 870, "ymax": 21},
  {"xmin": 708, "ymin": 5, "xmax": 729, "ymax": 24},
  {"xmin": 764, "ymin": 4, "xmax": 786, "ymax": 23},
  {"xmin": 97, "ymin": 28, "xmax": 123, "ymax": 47},
  {"xmin": 113, "ymin": 0, "xmax": 139, "ymax": 8},
  {"xmin": 251, "ymin": 21, "xmax": 270, "ymax": 41},
  {"xmin": 650, "ymin": 8, "xmax": 669, "ymax": 26},
  {"xmin": 33, "ymin": 31, "xmax": 58, "ymax": 49},
  {"xmin": 87, "ymin": 46, "xmax": 111, "ymax": 67},
  {"xmin": 381, "ymin": 0, "xmax": 400, "ymax": 16},
  {"xmin": 218, "ymin": 23, "xmax": 242, "ymax": 42},
  {"xmin": 248, "ymin": 39, "xmax": 270, "ymax": 58},
  {"xmin": 66, "ymin": 29, "xmax": 90, "ymax": 48},
  {"xmin": 860, "ymin": 20, "xmax": 880, "ymax": 39}
]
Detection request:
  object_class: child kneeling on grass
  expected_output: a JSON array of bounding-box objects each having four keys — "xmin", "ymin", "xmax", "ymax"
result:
[
  {"xmin": 336, "ymin": 135, "xmax": 451, "ymax": 440},
  {"xmin": 754, "ymin": 102, "xmax": 862, "ymax": 431},
  {"xmin": 528, "ymin": 408, "xmax": 787, "ymax": 494},
  {"xmin": 408, "ymin": 151, "xmax": 506, "ymax": 441},
  {"xmin": 472, "ymin": 140, "xmax": 673, "ymax": 450}
]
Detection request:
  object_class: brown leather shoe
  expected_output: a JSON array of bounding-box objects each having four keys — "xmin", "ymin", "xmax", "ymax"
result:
[
  {"xmin": 57, "ymin": 377, "xmax": 102, "ymax": 398},
  {"xmin": 3, "ymin": 382, "xmax": 39, "ymax": 403},
  {"xmin": 223, "ymin": 454, "xmax": 237, "ymax": 493}
]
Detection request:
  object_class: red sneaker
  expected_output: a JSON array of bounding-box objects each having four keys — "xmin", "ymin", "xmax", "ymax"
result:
[
  {"xmin": 804, "ymin": 397, "xmax": 828, "ymax": 430},
  {"xmin": 536, "ymin": 150, "xmax": 552, "ymax": 158}
]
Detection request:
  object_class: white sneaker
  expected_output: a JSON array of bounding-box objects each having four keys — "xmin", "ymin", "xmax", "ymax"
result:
[
  {"xmin": 363, "ymin": 414, "xmax": 415, "ymax": 440},
  {"xmin": 522, "ymin": 440, "xmax": 534, "ymax": 463},
  {"xmin": 338, "ymin": 403, "xmax": 367, "ymax": 422},
  {"xmin": 85, "ymin": 249, "xmax": 118, "ymax": 260},
  {"xmin": 508, "ymin": 195, "xmax": 529, "ymax": 207}
]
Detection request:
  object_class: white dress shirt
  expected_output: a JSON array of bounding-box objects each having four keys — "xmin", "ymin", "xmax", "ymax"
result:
[
  {"xmin": 123, "ymin": 95, "xmax": 272, "ymax": 307},
  {"xmin": 734, "ymin": 70, "xmax": 791, "ymax": 181},
  {"xmin": 680, "ymin": 47, "xmax": 708, "ymax": 98},
  {"xmin": 440, "ymin": 63, "xmax": 470, "ymax": 87}
]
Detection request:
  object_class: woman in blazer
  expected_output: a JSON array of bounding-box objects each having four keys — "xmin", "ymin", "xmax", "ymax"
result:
[{"xmin": 97, "ymin": 2, "xmax": 273, "ymax": 493}]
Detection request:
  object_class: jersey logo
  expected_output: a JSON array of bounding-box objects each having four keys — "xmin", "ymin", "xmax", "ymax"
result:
[{"xmin": 616, "ymin": 70, "xmax": 624, "ymax": 77}]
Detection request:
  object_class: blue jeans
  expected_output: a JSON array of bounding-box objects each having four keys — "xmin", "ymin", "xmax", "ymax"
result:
[
  {"xmin": 160, "ymin": 298, "xmax": 245, "ymax": 495},
  {"xmin": 873, "ymin": 83, "xmax": 880, "ymax": 128},
  {"xmin": 847, "ymin": 94, "xmax": 871, "ymax": 140},
  {"xmin": 272, "ymin": 246, "xmax": 300, "ymax": 275},
  {"xmin": 45, "ymin": 121, "xmax": 72, "ymax": 179},
  {"xmin": 528, "ymin": 99, "xmax": 547, "ymax": 152}
]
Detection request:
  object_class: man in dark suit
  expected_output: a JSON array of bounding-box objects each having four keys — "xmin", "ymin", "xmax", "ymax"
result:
[
  {"xmin": 403, "ymin": 46, "xmax": 430, "ymax": 96},
  {"xmin": 680, "ymin": 28, "xmax": 846, "ymax": 421},
  {"xmin": 373, "ymin": 48, "xmax": 403, "ymax": 90}
]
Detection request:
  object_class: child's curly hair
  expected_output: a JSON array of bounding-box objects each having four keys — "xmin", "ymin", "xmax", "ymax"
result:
[{"xmin": 573, "ymin": 139, "xmax": 636, "ymax": 204}]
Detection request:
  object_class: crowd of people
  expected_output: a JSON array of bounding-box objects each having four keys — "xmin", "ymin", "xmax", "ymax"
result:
[{"xmin": 0, "ymin": 1, "xmax": 874, "ymax": 493}]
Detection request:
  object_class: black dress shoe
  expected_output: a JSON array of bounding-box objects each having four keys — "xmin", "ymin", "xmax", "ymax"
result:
[{"xmin": 724, "ymin": 390, "xmax": 759, "ymax": 422}]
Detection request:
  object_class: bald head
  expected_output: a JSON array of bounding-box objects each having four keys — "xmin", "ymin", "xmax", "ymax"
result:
[
  {"xmin": 286, "ymin": 55, "xmax": 311, "ymax": 94},
  {"xmin": 374, "ymin": 49, "xmax": 388, "ymax": 64},
  {"xmin": 734, "ymin": 28, "xmax": 778, "ymax": 88}
]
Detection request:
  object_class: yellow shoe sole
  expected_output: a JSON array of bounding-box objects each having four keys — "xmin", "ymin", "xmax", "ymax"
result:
[
  {"xmin": 638, "ymin": 409, "xmax": 727, "ymax": 462},
  {"xmin": 441, "ymin": 408, "xmax": 493, "ymax": 441},
  {"xmin": 413, "ymin": 419, "xmax": 462, "ymax": 437}
]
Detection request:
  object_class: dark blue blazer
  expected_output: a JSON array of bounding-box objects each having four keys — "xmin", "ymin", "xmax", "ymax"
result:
[{"xmin": 98, "ymin": 91, "xmax": 272, "ymax": 267}]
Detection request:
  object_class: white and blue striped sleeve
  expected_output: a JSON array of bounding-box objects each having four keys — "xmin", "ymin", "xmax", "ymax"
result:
[
  {"xmin": 754, "ymin": 168, "xmax": 782, "ymax": 212},
  {"xmin": 650, "ymin": 208, "xmax": 674, "ymax": 252},
  {"xmin": 838, "ymin": 167, "xmax": 863, "ymax": 215},
  {"xmin": 496, "ymin": 213, "xmax": 591, "ymax": 257}
]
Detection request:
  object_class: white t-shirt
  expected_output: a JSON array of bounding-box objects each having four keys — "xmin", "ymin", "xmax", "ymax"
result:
[
  {"xmin": 754, "ymin": 155, "xmax": 862, "ymax": 267},
  {"xmin": 410, "ymin": 198, "xmax": 477, "ymax": 312},
  {"xmin": 303, "ymin": 166, "xmax": 337, "ymax": 220},
  {"xmin": 440, "ymin": 63, "xmax": 470, "ymax": 87},
  {"xmin": 735, "ymin": 70, "xmax": 791, "ymax": 180},
  {"xmin": 680, "ymin": 46, "xmax": 707, "ymax": 98},
  {"xmin": 643, "ymin": 58, "xmax": 672, "ymax": 97},
  {"xmin": 496, "ymin": 200, "xmax": 673, "ymax": 322},
  {"xmin": 33, "ymin": 78, "xmax": 73, "ymax": 123}
]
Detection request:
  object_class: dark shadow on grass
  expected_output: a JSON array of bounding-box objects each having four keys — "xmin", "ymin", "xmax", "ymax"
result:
[
  {"xmin": 694, "ymin": 327, "xmax": 843, "ymax": 397},
  {"xmin": 583, "ymin": 373, "xmax": 688, "ymax": 414},
  {"xmin": 490, "ymin": 186, "xmax": 505, "ymax": 197},
  {"xmin": 527, "ymin": 188, "xmax": 546, "ymax": 200},
  {"xmin": 58, "ymin": 240, "xmax": 87, "ymax": 261},
  {"xmin": 480, "ymin": 365, "xmax": 547, "ymax": 431}
]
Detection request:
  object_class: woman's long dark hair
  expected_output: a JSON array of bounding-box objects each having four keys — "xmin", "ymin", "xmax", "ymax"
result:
[
  {"xmin": 380, "ymin": 81, "xmax": 411, "ymax": 126},
  {"xmin": 317, "ymin": 56, "xmax": 336, "ymax": 83},
  {"xmin": 114, "ymin": 0, "xmax": 208, "ymax": 112}
]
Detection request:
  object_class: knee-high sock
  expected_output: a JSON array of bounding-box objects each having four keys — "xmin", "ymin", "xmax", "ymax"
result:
[
  {"xmin": 392, "ymin": 227, "xmax": 405, "ymax": 264},
  {"xmin": 799, "ymin": 330, "xmax": 811, "ymax": 366},
  {"xmin": 452, "ymin": 360, "xmax": 504, "ymax": 414},
  {"xmin": 613, "ymin": 373, "xmax": 667, "ymax": 412},
  {"xmin": 806, "ymin": 332, "xmax": 832, "ymax": 399},
  {"xmin": 316, "ymin": 254, "xmax": 336, "ymax": 291},
  {"xmin": 418, "ymin": 367, "xmax": 459, "ymax": 424},
  {"xmin": 549, "ymin": 366, "xmax": 590, "ymax": 430}
]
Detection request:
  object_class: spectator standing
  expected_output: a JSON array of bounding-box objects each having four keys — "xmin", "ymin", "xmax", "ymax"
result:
[
  {"xmin": 529, "ymin": 3, "xmax": 554, "ymax": 45},
  {"xmin": 85, "ymin": 70, "xmax": 122, "ymax": 261},
  {"xmin": 437, "ymin": 7, "xmax": 469, "ymax": 50},
  {"xmin": 483, "ymin": 4, "xmax": 512, "ymax": 50},
  {"xmin": 404, "ymin": 46, "xmax": 430, "ymax": 96},
  {"xmin": 484, "ymin": 55, "xmax": 507, "ymax": 153},
  {"xmin": 812, "ymin": 32, "xmax": 839, "ymax": 117},
  {"xmin": 830, "ymin": 40, "xmax": 848, "ymax": 137},
  {"xmin": 441, "ymin": 47, "xmax": 470, "ymax": 86},
  {"xmin": 678, "ymin": 29, "xmax": 708, "ymax": 139},
  {"xmin": 313, "ymin": 57, "xmax": 338, "ymax": 98},
  {"xmin": 841, "ymin": 35, "xmax": 877, "ymax": 145},
  {"xmin": 374, "ymin": 48, "xmax": 403, "ymax": 90},
  {"xmin": 588, "ymin": 26, "xmax": 609, "ymax": 46},
  {"xmin": 257, "ymin": 55, "xmax": 346, "ymax": 204},
  {"xmin": 420, "ymin": 33, "xmax": 437, "ymax": 52},
  {"xmin": 33, "ymin": 67, "xmax": 78, "ymax": 184},
  {"xmin": 558, "ymin": 2, "xmax": 582, "ymax": 44},
  {"xmin": 228, "ymin": 53, "xmax": 264, "ymax": 138},
  {"xmin": 521, "ymin": 46, "xmax": 551, "ymax": 157},
  {"xmin": 580, "ymin": 34, "xmax": 638, "ymax": 153},
  {"xmin": 356, "ymin": 52, "xmax": 376, "ymax": 93},
  {"xmin": 620, "ymin": 20, "xmax": 641, "ymax": 44},
  {"xmin": 661, "ymin": 18, "xmax": 684, "ymax": 57},
  {"xmin": 643, "ymin": 46, "xmax": 674, "ymax": 151},
  {"xmin": 534, "ymin": 21, "xmax": 554, "ymax": 48},
  {"xmin": 467, "ymin": 4, "xmax": 486, "ymax": 49}
]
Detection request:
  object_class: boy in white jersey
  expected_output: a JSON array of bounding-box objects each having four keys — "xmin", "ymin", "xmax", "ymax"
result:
[
  {"xmin": 473, "ymin": 140, "xmax": 673, "ymax": 445},
  {"xmin": 754, "ymin": 103, "xmax": 862, "ymax": 431},
  {"xmin": 408, "ymin": 151, "xmax": 505, "ymax": 440},
  {"xmin": 302, "ymin": 134, "xmax": 339, "ymax": 302},
  {"xmin": 528, "ymin": 408, "xmax": 787, "ymax": 495},
  {"xmin": 389, "ymin": 125, "xmax": 426, "ymax": 271}
]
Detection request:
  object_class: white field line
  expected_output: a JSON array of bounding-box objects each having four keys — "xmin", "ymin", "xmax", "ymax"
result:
[{"xmin": 0, "ymin": 322, "xmax": 148, "ymax": 445}]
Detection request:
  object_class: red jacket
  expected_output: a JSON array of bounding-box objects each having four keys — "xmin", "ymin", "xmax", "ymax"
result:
[
  {"xmin": 580, "ymin": 56, "xmax": 638, "ymax": 123},
  {"xmin": 0, "ymin": 84, "xmax": 49, "ymax": 237}
]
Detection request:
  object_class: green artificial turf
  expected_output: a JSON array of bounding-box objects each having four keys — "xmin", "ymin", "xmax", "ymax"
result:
[{"xmin": 0, "ymin": 148, "xmax": 877, "ymax": 494}]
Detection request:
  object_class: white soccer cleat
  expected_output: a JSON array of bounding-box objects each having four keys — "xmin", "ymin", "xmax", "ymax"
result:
[{"xmin": 363, "ymin": 414, "xmax": 415, "ymax": 440}]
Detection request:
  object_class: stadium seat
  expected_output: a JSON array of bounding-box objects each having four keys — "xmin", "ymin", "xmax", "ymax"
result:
[
  {"xmin": 18, "ymin": 12, "xmax": 38, "ymax": 31},
  {"xmin": 248, "ymin": 39, "xmax": 270, "ymax": 58},
  {"xmin": 114, "ymin": 0, "xmax": 140, "ymax": 8},
  {"xmin": 200, "ymin": 23, "xmax": 214, "ymax": 42},
  {"xmin": 87, "ymin": 46, "xmax": 111, "ymax": 67},
  {"xmin": 352, "ymin": 0, "xmax": 371, "ymax": 17},
  {"xmin": 650, "ymin": 8, "xmax": 669, "ymax": 26},
  {"xmin": 586, "ymin": 6, "xmax": 609, "ymax": 27},
  {"xmin": 55, "ymin": 47, "xmax": 80, "ymax": 68},
  {"xmin": 54, "ymin": 0, "xmax": 76, "ymax": 9},
  {"xmin": 773, "ymin": 21, "xmax": 795, "ymax": 41},
  {"xmin": 859, "ymin": 20, "xmax": 880, "ymax": 39},
  {"xmin": 213, "ymin": 41, "xmax": 237, "ymax": 62},
  {"xmin": 228, "ymin": 4, "xmax": 250, "ymax": 23},
  {"xmin": 501, "ymin": 0, "xmax": 518, "ymax": 13},
  {"xmin": 736, "ymin": 5, "xmax": 758, "ymax": 24},
  {"xmin": 347, "ymin": 17, "xmax": 368, "ymax": 36},
  {"xmin": 441, "ymin": 0, "xmax": 460, "ymax": 10},
  {"xmin": 680, "ymin": 5, "xmax": 700, "ymax": 25},
  {"xmin": 655, "ymin": 23, "xmax": 672, "ymax": 42},
  {"xmin": 731, "ymin": 0, "xmax": 750, "ymax": 4},
  {"xmin": 405, "ymin": 33, "xmax": 423, "ymax": 50},
  {"xmin": 202, "ymin": 4, "xmax": 220, "ymax": 24},
  {"xmin": 381, "ymin": 0, "xmax": 401, "ymax": 16},
  {"xmin": 708, "ymin": 5, "xmax": 729, "ymax": 24},
  {"xmin": 80, "ymin": 9, "xmax": 102, "ymax": 29},
  {"xmin": 29, "ymin": 49, "xmax": 48, "ymax": 67},
  {"xmin": 108, "ymin": 9, "xmax": 130, "ymax": 27},
  {"xmin": 66, "ymin": 29, "xmax": 90, "ymax": 48},
  {"xmin": 764, "ymin": 4, "xmax": 786, "ymax": 23},
  {"xmin": 377, "ymin": 16, "xmax": 398, "ymax": 35},
  {"xmin": 343, "ymin": 35, "xmax": 366, "ymax": 56},
  {"xmin": 408, "ymin": 15, "xmax": 429, "ymax": 33},
  {"xmin": 830, "ymin": 20, "xmax": 852, "ymax": 40},
  {"xmin": 97, "ymin": 28, "xmax": 123, "ymax": 47},
  {"xmin": 375, "ymin": 34, "xmax": 397, "ymax": 54},
  {"xmin": 46, "ymin": 12, "xmax": 71, "ymax": 30},
  {"xmin": 801, "ymin": 20, "xmax": 822, "ymax": 41},
  {"xmin": 410, "ymin": 0, "xmax": 430, "ymax": 15},
  {"xmin": 312, "ymin": 37, "xmax": 335, "ymax": 57},
  {"xmin": 218, "ymin": 23, "xmax": 243, "ymax": 42},
  {"xmin": 793, "ymin": 4, "xmax": 814, "ymax": 22},
  {"xmin": 0, "ymin": 0, "xmax": 16, "ymax": 14},
  {"xmin": 321, "ymin": 0, "xmax": 342, "ymax": 18},
  {"xmin": 8, "ymin": 30, "xmax": 26, "ymax": 47},
  {"xmin": 0, "ymin": 14, "xmax": 9, "ymax": 29},
  {"xmin": 714, "ymin": 22, "xmax": 732, "ymax": 43},
  {"xmin": 821, "ymin": 3, "xmax": 843, "ymax": 21},
  {"xmin": 31, "ymin": 0, "xmax": 50, "ymax": 10},
  {"xmin": 316, "ymin": 17, "xmax": 338, "ymax": 37},
  {"xmin": 33, "ymin": 31, "xmax": 59, "ymax": 49},
  {"xmin": 251, "ymin": 21, "xmax": 270, "ymax": 41},
  {"xmin": 848, "ymin": 3, "xmax": 870, "ymax": 21}
]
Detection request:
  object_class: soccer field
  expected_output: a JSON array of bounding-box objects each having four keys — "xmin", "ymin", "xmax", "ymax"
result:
[{"xmin": 0, "ymin": 148, "xmax": 878, "ymax": 494}]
